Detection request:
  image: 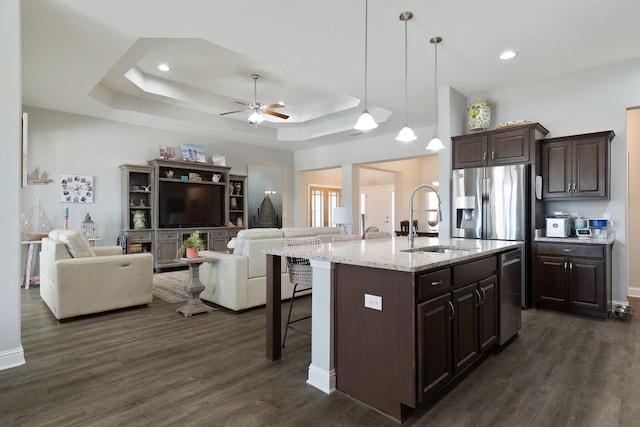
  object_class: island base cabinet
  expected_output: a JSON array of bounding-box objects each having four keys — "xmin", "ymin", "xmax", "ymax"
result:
[
  {"xmin": 335, "ymin": 264, "xmax": 416, "ymax": 421},
  {"xmin": 417, "ymin": 293, "xmax": 453, "ymax": 403}
]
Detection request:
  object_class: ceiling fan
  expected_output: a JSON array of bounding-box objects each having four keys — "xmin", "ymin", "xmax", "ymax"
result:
[{"xmin": 220, "ymin": 74, "xmax": 289, "ymax": 125}]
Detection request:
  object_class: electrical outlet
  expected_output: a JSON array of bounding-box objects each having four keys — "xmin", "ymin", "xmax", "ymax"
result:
[{"xmin": 364, "ymin": 293, "xmax": 382, "ymax": 311}]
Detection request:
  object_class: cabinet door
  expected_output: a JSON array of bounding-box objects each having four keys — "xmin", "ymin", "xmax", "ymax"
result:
[
  {"xmin": 536, "ymin": 255, "xmax": 568, "ymax": 306},
  {"xmin": 452, "ymin": 283, "xmax": 479, "ymax": 373},
  {"xmin": 542, "ymin": 141, "xmax": 572, "ymax": 199},
  {"xmin": 569, "ymin": 258, "xmax": 604, "ymax": 310},
  {"xmin": 478, "ymin": 275, "xmax": 497, "ymax": 353},
  {"xmin": 572, "ymin": 137, "xmax": 607, "ymax": 198},
  {"xmin": 417, "ymin": 293, "xmax": 452, "ymax": 403},
  {"xmin": 452, "ymin": 135, "xmax": 488, "ymax": 169},
  {"xmin": 489, "ymin": 128, "xmax": 529, "ymax": 165}
]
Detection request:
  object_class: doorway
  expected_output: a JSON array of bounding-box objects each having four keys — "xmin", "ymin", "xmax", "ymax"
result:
[{"xmin": 627, "ymin": 107, "xmax": 640, "ymax": 297}]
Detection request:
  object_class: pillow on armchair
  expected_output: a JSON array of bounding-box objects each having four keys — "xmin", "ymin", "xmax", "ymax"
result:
[{"xmin": 48, "ymin": 229, "xmax": 96, "ymax": 258}]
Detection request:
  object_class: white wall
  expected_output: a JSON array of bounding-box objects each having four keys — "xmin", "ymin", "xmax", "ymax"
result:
[
  {"xmin": 0, "ymin": 0, "xmax": 25, "ymax": 371},
  {"xmin": 295, "ymin": 59, "xmax": 640, "ymax": 303},
  {"xmin": 21, "ymin": 107, "xmax": 296, "ymax": 245}
]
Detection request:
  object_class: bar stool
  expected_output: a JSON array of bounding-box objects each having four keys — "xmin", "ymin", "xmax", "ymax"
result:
[{"xmin": 282, "ymin": 235, "xmax": 322, "ymax": 348}]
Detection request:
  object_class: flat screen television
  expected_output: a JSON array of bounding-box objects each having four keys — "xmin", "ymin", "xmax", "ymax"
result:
[{"xmin": 158, "ymin": 181, "xmax": 225, "ymax": 228}]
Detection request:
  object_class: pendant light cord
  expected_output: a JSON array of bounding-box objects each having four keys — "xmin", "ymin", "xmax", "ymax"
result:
[
  {"xmin": 364, "ymin": 0, "xmax": 369, "ymax": 109},
  {"xmin": 403, "ymin": 17, "xmax": 408, "ymax": 126},
  {"xmin": 432, "ymin": 37, "xmax": 440, "ymax": 136}
]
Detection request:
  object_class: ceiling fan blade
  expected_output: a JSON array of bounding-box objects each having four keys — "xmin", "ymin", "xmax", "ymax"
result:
[
  {"xmin": 264, "ymin": 103, "xmax": 285, "ymax": 109},
  {"xmin": 264, "ymin": 110, "xmax": 289, "ymax": 120},
  {"xmin": 233, "ymin": 100, "xmax": 250, "ymax": 107},
  {"xmin": 220, "ymin": 109, "xmax": 248, "ymax": 116}
]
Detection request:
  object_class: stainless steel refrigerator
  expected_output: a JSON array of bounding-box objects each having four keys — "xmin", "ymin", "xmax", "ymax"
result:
[
  {"xmin": 452, "ymin": 164, "xmax": 528, "ymax": 241},
  {"xmin": 452, "ymin": 164, "xmax": 530, "ymax": 315}
]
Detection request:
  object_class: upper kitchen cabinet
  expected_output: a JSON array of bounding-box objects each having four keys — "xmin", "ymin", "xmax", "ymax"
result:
[
  {"xmin": 541, "ymin": 130, "xmax": 614, "ymax": 200},
  {"xmin": 452, "ymin": 123, "xmax": 549, "ymax": 169}
]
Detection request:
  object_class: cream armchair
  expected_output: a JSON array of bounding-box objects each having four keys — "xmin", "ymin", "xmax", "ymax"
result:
[{"xmin": 39, "ymin": 230, "xmax": 154, "ymax": 320}]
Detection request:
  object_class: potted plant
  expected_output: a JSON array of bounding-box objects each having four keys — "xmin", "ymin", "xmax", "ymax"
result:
[{"xmin": 179, "ymin": 230, "xmax": 205, "ymax": 258}]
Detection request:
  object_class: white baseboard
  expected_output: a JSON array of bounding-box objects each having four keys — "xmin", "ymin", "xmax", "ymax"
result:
[
  {"xmin": 0, "ymin": 346, "xmax": 25, "ymax": 371},
  {"xmin": 627, "ymin": 287, "xmax": 640, "ymax": 299}
]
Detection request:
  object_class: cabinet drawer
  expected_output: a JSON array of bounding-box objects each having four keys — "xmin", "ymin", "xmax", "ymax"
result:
[
  {"xmin": 208, "ymin": 230, "xmax": 228, "ymax": 238},
  {"xmin": 536, "ymin": 243, "xmax": 603, "ymax": 259},
  {"xmin": 417, "ymin": 268, "xmax": 451, "ymax": 302},
  {"xmin": 453, "ymin": 256, "xmax": 497, "ymax": 286},
  {"xmin": 128, "ymin": 232, "xmax": 152, "ymax": 242},
  {"xmin": 158, "ymin": 231, "xmax": 179, "ymax": 240}
]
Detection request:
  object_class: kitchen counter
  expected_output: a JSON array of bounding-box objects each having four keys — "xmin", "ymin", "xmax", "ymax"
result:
[
  {"xmin": 264, "ymin": 236, "xmax": 523, "ymax": 272},
  {"xmin": 264, "ymin": 236, "xmax": 523, "ymax": 420},
  {"xmin": 535, "ymin": 235, "xmax": 614, "ymax": 245}
]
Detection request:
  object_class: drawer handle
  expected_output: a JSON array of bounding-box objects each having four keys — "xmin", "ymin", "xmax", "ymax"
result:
[
  {"xmin": 431, "ymin": 280, "xmax": 443, "ymax": 286},
  {"xmin": 562, "ymin": 249, "xmax": 573, "ymax": 252},
  {"xmin": 120, "ymin": 263, "xmax": 131, "ymax": 268}
]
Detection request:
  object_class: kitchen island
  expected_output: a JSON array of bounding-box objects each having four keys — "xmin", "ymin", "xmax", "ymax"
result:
[{"xmin": 265, "ymin": 236, "xmax": 523, "ymax": 422}]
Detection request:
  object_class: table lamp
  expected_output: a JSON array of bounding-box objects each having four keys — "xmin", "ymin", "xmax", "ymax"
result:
[{"xmin": 333, "ymin": 207, "xmax": 352, "ymax": 234}]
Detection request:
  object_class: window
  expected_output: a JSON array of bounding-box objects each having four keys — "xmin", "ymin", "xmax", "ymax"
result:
[{"xmin": 309, "ymin": 186, "xmax": 341, "ymax": 227}]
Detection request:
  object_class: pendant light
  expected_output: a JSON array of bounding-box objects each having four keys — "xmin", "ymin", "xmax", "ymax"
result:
[
  {"xmin": 426, "ymin": 36, "xmax": 445, "ymax": 151},
  {"xmin": 395, "ymin": 11, "xmax": 417, "ymax": 142},
  {"xmin": 354, "ymin": 0, "xmax": 378, "ymax": 131}
]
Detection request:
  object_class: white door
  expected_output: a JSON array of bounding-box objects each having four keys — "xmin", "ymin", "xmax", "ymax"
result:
[{"xmin": 361, "ymin": 185, "xmax": 394, "ymax": 234}]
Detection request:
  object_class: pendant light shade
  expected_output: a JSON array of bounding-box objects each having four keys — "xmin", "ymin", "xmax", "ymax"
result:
[
  {"xmin": 427, "ymin": 36, "xmax": 445, "ymax": 151},
  {"xmin": 396, "ymin": 11, "xmax": 416, "ymax": 142},
  {"xmin": 354, "ymin": 0, "xmax": 378, "ymax": 131}
]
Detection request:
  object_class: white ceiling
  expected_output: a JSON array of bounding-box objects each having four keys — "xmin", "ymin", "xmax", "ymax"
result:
[{"xmin": 21, "ymin": 0, "xmax": 640, "ymax": 151}]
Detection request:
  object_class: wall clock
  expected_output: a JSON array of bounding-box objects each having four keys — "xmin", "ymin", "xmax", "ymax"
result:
[{"xmin": 60, "ymin": 174, "xmax": 94, "ymax": 203}]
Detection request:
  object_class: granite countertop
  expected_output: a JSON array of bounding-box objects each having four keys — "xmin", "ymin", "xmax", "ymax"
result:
[
  {"xmin": 535, "ymin": 235, "xmax": 615, "ymax": 245},
  {"xmin": 264, "ymin": 237, "xmax": 523, "ymax": 273}
]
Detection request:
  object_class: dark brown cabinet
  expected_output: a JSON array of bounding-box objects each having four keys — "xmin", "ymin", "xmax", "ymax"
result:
[
  {"xmin": 452, "ymin": 123, "xmax": 548, "ymax": 169},
  {"xmin": 417, "ymin": 292, "xmax": 452, "ymax": 403},
  {"xmin": 541, "ymin": 130, "xmax": 614, "ymax": 200},
  {"xmin": 417, "ymin": 256, "xmax": 498, "ymax": 404},
  {"xmin": 535, "ymin": 242, "xmax": 612, "ymax": 318}
]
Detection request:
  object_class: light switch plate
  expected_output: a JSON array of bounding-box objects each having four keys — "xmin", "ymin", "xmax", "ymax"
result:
[{"xmin": 364, "ymin": 293, "xmax": 382, "ymax": 311}]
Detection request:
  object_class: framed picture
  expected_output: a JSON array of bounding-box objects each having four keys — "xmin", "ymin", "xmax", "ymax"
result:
[
  {"xmin": 180, "ymin": 143, "xmax": 206, "ymax": 163},
  {"xmin": 60, "ymin": 174, "xmax": 94, "ymax": 203},
  {"xmin": 159, "ymin": 145, "xmax": 176, "ymax": 160},
  {"xmin": 211, "ymin": 153, "xmax": 226, "ymax": 166}
]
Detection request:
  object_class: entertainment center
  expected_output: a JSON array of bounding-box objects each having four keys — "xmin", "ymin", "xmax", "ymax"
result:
[{"xmin": 119, "ymin": 159, "xmax": 247, "ymax": 271}]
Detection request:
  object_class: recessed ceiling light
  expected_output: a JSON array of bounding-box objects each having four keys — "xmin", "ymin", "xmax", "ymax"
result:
[
  {"xmin": 158, "ymin": 63, "xmax": 170, "ymax": 71},
  {"xmin": 500, "ymin": 50, "xmax": 517, "ymax": 60}
]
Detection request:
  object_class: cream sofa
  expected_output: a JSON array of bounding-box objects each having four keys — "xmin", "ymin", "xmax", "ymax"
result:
[
  {"xmin": 39, "ymin": 229, "xmax": 154, "ymax": 320},
  {"xmin": 198, "ymin": 227, "xmax": 341, "ymax": 311}
]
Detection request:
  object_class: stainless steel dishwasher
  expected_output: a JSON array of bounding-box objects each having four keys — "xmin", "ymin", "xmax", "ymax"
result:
[{"xmin": 499, "ymin": 249, "xmax": 522, "ymax": 346}]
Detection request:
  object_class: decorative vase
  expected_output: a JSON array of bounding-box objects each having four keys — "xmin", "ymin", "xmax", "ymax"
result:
[
  {"xmin": 234, "ymin": 182, "xmax": 242, "ymax": 195},
  {"xmin": 468, "ymin": 98, "xmax": 491, "ymax": 132},
  {"xmin": 230, "ymin": 197, "xmax": 237, "ymax": 210},
  {"xmin": 185, "ymin": 247, "xmax": 199, "ymax": 258}
]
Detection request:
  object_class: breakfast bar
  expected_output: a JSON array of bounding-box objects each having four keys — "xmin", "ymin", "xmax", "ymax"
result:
[{"xmin": 265, "ymin": 236, "xmax": 523, "ymax": 421}]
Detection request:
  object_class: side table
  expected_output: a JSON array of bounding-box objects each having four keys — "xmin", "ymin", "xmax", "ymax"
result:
[{"xmin": 177, "ymin": 257, "xmax": 214, "ymax": 317}]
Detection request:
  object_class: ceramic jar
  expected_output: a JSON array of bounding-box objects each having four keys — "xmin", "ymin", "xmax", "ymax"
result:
[
  {"xmin": 234, "ymin": 182, "xmax": 242, "ymax": 195},
  {"xmin": 230, "ymin": 197, "xmax": 237, "ymax": 210},
  {"xmin": 468, "ymin": 98, "xmax": 491, "ymax": 132}
]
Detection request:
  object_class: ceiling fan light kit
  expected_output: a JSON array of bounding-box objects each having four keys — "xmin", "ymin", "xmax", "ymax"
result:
[
  {"xmin": 354, "ymin": 0, "xmax": 378, "ymax": 131},
  {"xmin": 396, "ymin": 11, "xmax": 416, "ymax": 142},
  {"xmin": 220, "ymin": 73, "xmax": 289, "ymax": 126}
]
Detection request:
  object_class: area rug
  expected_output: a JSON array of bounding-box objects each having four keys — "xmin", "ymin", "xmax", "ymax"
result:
[{"xmin": 152, "ymin": 270, "xmax": 190, "ymax": 303}]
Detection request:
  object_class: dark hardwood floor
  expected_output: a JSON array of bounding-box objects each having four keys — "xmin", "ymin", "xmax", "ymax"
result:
[{"xmin": 2, "ymin": 288, "xmax": 640, "ymax": 426}]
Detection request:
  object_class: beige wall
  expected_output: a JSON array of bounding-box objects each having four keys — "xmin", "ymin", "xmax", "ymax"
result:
[{"xmin": 627, "ymin": 108, "xmax": 640, "ymax": 295}]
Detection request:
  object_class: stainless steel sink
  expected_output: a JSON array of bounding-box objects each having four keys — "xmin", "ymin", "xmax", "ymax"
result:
[{"xmin": 401, "ymin": 246, "xmax": 475, "ymax": 255}]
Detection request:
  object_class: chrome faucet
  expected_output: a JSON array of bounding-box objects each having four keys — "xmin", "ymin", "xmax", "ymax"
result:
[{"xmin": 409, "ymin": 184, "xmax": 442, "ymax": 248}]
